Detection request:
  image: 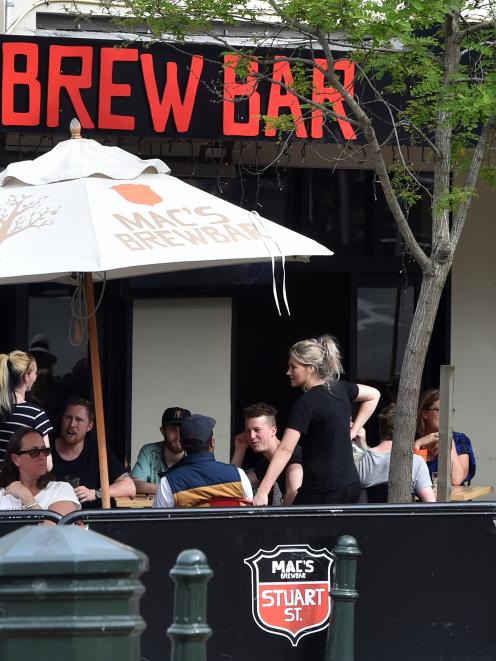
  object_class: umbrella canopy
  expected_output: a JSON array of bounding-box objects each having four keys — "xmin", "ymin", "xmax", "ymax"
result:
[{"xmin": 0, "ymin": 135, "xmax": 332, "ymax": 285}]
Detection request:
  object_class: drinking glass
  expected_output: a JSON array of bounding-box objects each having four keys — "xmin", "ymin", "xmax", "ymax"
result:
[{"xmin": 431, "ymin": 472, "xmax": 438, "ymax": 493}]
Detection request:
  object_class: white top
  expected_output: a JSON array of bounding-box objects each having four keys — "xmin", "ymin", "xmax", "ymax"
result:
[
  {"xmin": 154, "ymin": 467, "xmax": 253, "ymax": 508},
  {"xmin": 357, "ymin": 450, "xmax": 432, "ymax": 494},
  {"xmin": 0, "ymin": 481, "xmax": 81, "ymax": 510}
]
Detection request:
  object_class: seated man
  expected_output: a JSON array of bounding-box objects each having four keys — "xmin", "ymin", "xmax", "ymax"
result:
[
  {"xmin": 131, "ymin": 406, "xmax": 190, "ymax": 495},
  {"xmin": 52, "ymin": 397, "xmax": 136, "ymax": 508},
  {"xmin": 357, "ymin": 403, "xmax": 435, "ymax": 502},
  {"xmin": 153, "ymin": 414, "xmax": 253, "ymax": 508},
  {"xmin": 231, "ymin": 402, "xmax": 303, "ymax": 505}
]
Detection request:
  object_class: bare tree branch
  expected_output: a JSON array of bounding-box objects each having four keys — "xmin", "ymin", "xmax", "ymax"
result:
[
  {"xmin": 431, "ymin": 12, "xmax": 461, "ymax": 249},
  {"xmin": 315, "ymin": 28, "xmax": 434, "ymax": 274},
  {"xmin": 353, "ymin": 62, "xmax": 441, "ymax": 160},
  {"xmin": 450, "ymin": 114, "xmax": 496, "ymax": 247},
  {"xmin": 459, "ymin": 18, "xmax": 496, "ymax": 39}
]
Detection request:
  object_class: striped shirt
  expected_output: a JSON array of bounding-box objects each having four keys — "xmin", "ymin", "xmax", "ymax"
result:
[{"xmin": 0, "ymin": 402, "xmax": 53, "ymax": 465}]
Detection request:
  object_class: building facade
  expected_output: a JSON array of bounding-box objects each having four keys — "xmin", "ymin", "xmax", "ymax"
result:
[{"xmin": 0, "ymin": 2, "xmax": 493, "ymax": 496}]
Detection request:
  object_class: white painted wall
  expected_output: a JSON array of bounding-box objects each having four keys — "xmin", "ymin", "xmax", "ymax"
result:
[
  {"xmin": 451, "ymin": 181, "xmax": 496, "ymax": 499},
  {"xmin": 131, "ymin": 298, "xmax": 232, "ymax": 465}
]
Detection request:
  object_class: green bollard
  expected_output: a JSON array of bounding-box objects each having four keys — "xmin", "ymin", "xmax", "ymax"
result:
[
  {"xmin": 0, "ymin": 525, "xmax": 148, "ymax": 661},
  {"xmin": 324, "ymin": 534, "xmax": 362, "ymax": 661},
  {"xmin": 167, "ymin": 549, "xmax": 213, "ymax": 661}
]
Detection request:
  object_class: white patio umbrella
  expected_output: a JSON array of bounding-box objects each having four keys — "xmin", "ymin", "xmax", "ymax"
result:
[{"xmin": 0, "ymin": 120, "xmax": 333, "ymax": 507}]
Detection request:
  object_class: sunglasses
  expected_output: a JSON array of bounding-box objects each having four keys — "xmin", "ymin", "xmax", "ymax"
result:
[{"xmin": 16, "ymin": 447, "xmax": 52, "ymax": 458}]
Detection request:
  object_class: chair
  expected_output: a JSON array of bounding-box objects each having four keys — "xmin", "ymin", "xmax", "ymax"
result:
[
  {"xmin": 365, "ymin": 483, "xmax": 389, "ymax": 503},
  {"xmin": 365, "ymin": 483, "xmax": 416, "ymax": 503},
  {"xmin": 204, "ymin": 498, "xmax": 251, "ymax": 507}
]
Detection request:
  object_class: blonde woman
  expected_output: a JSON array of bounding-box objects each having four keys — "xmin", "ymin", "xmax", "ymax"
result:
[
  {"xmin": 0, "ymin": 350, "xmax": 53, "ymax": 467},
  {"xmin": 253, "ymin": 335, "xmax": 380, "ymax": 506}
]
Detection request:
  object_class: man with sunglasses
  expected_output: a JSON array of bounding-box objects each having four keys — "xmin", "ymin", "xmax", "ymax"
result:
[{"xmin": 51, "ymin": 397, "xmax": 135, "ymax": 508}]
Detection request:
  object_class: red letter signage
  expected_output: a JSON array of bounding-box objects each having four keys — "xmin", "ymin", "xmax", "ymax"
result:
[
  {"xmin": 265, "ymin": 58, "xmax": 307, "ymax": 138},
  {"xmin": 46, "ymin": 45, "xmax": 95, "ymax": 128},
  {"xmin": 141, "ymin": 54, "xmax": 203, "ymax": 133},
  {"xmin": 98, "ymin": 47, "xmax": 138, "ymax": 130},
  {"xmin": 2, "ymin": 42, "xmax": 41, "ymax": 126},
  {"xmin": 223, "ymin": 54, "xmax": 260, "ymax": 136},
  {"xmin": 312, "ymin": 59, "xmax": 357, "ymax": 140}
]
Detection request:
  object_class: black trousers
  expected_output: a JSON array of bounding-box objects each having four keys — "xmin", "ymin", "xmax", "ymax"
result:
[{"xmin": 294, "ymin": 480, "xmax": 361, "ymax": 505}]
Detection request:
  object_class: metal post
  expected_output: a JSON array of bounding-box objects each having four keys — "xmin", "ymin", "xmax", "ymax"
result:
[
  {"xmin": 324, "ymin": 535, "xmax": 362, "ymax": 661},
  {"xmin": 0, "ymin": 525, "xmax": 148, "ymax": 660},
  {"xmin": 167, "ymin": 549, "xmax": 213, "ymax": 661},
  {"xmin": 438, "ymin": 365, "xmax": 455, "ymax": 501}
]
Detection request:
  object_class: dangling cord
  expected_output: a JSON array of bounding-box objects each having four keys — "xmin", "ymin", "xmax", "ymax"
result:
[
  {"xmin": 248, "ymin": 210, "xmax": 281, "ymax": 316},
  {"xmin": 70, "ymin": 275, "xmax": 87, "ymax": 347},
  {"xmin": 280, "ymin": 253, "xmax": 289, "ymax": 316},
  {"xmin": 69, "ymin": 272, "xmax": 107, "ymax": 347},
  {"xmin": 249, "ymin": 211, "xmax": 291, "ymax": 316}
]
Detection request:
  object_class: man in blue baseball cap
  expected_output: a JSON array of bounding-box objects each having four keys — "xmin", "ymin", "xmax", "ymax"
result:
[{"xmin": 153, "ymin": 414, "xmax": 253, "ymax": 508}]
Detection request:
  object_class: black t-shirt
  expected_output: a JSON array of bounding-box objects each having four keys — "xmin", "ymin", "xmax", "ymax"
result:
[
  {"xmin": 52, "ymin": 437, "xmax": 126, "ymax": 508},
  {"xmin": 286, "ymin": 381, "xmax": 359, "ymax": 493},
  {"xmin": 254, "ymin": 444, "xmax": 302, "ymax": 502}
]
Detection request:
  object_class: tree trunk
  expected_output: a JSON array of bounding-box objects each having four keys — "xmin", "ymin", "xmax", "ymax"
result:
[{"xmin": 388, "ymin": 258, "xmax": 452, "ymax": 502}]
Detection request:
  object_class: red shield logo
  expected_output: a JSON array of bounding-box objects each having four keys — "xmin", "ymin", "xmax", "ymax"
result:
[{"xmin": 244, "ymin": 544, "xmax": 334, "ymax": 646}]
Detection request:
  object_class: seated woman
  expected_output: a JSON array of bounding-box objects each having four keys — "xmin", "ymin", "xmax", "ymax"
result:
[
  {"xmin": 415, "ymin": 389, "xmax": 476, "ymax": 486},
  {"xmin": 357, "ymin": 404, "xmax": 435, "ymax": 503},
  {"xmin": 0, "ymin": 427, "xmax": 80, "ymax": 515}
]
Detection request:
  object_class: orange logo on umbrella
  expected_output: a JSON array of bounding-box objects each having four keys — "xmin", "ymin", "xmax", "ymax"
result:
[{"xmin": 111, "ymin": 184, "xmax": 163, "ymax": 206}]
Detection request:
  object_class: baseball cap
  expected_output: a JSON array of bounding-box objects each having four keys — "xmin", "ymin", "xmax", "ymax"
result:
[
  {"xmin": 181, "ymin": 414, "xmax": 216, "ymax": 443},
  {"xmin": 161, "ymin": 407, "xmax": 191, "ymax": 427}
]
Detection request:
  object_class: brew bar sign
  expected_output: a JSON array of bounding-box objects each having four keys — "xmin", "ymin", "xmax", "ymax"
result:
[
  {"xmin": 0, "ymin": 36, "xmax": 357, "ymax": 142},
  {"xmin": 244, "ymin": 545, "xmax": 334, "ymax": 646}
]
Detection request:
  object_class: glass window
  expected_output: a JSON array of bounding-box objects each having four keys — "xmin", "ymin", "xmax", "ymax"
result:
[
  {"xmin": 29, "ymin": 293, "xmax": 87, "ymax": 379},
  {"xmin": 357, "ymin": 285, "xmax": 415, "ymax": 384}
]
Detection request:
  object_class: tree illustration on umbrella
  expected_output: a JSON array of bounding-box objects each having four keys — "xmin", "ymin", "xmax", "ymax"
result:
[{"xmin": 0, "ymin": 194, "xmax": 60, "ymax": 246}]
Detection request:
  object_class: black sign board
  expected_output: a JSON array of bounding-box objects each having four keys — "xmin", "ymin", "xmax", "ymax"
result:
[
  {"xmin": 0, "ymin": 35, "xmax": 379, "ymax": 142},
  {"xmin": 59, "ymin": 503, "xmax": 496, "ymax": 661}
]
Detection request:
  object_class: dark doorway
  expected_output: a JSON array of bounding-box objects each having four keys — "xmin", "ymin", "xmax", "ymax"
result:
[{"xmin": 232, "ymin": 270, "xmax": 352, "ymax": 433}]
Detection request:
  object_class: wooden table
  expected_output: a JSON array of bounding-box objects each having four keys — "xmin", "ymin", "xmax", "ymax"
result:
[
  {"xmin": 449, "ymin": 485, "xmax": 493, "ymax": 501},
  {"xmin": 115, "ymin": 496, "xmax": 154, "ymax": 508},
  {"xmin": 116, "ymin": 487, "xmax": 493, "ymax": 507}
]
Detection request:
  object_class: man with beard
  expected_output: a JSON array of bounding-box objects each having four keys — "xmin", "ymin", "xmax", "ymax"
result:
[
  {"xmin": 131, "ymin": 406, "xmax": 190, "ymax": 495},
  {"xmin": 52, "ymin": 398, "xmax": 135, "ymax": 508}
]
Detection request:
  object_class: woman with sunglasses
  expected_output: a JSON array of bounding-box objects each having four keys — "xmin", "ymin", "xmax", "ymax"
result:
[
  {"xmin": 0, "ymin": 350, "xmax": 53, "ymax": 468},
  {"xmin": 0, "ymin": 427, "xmax": 79, "ymax": 514},
  {"xmin": 414, "ymin": 388, "xmax": 476, "ymax": 485}
]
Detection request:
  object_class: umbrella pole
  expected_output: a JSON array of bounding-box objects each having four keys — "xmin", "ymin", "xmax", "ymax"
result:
[{"xmin": 84, "ymin": 273, "xmax": 111, "ymax": 509}]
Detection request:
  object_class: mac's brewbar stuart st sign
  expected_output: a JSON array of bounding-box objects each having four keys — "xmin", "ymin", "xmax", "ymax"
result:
[
  {"xmin": 245, "ymin": 544, "xmax": 335, "ymax": 646},
  {"xmin": 0, "ymin": 36, "xmax": 360, "ymax": 142}
]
